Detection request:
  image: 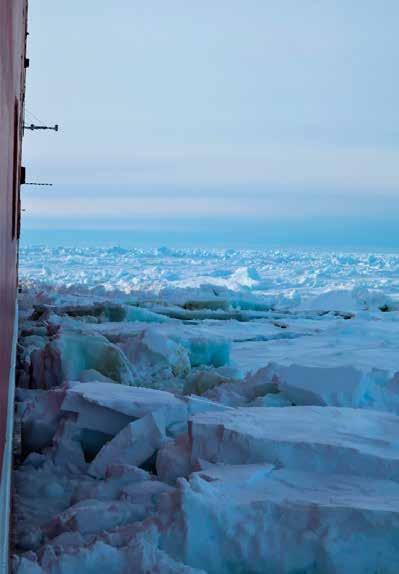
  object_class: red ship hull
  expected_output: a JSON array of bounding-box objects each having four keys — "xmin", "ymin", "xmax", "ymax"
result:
[{"xmin": 0, "ymin": 0, "xmax": 28, "ymax": 569}]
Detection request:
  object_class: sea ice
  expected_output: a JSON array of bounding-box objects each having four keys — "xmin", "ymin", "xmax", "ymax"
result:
[
  {"xmin": 13, "ymin": 246, "xmax": 399, "ymax": 574},
  {"xmin": 159, "ymin": 464, "xmax": 399, "ymax": 574},
  {"xmin": 156, "ymin": 434, "xmax": 192, "ymax": 485},
  {"xmin": 14, "ymin": 543, "xmax": 207, "ymax": 574},
  {"xmin": 183, "ymin": 366, "xmax": 241, "ymax": 396},
  {"xmin": 190, "ymin": 406, "xmax": 399, "ymax": 480},
  {"xmin": 62, "ymin": 382, "xmax": 188, "ymax": 434},
  {"xmin": 25, "ymin": 330, "xmax": 134, "ymax": 388},
  {"xmin": 121, "ymin": 328, "xmax": 191, "ymax": 381},
  {"xmin": 301, "ymin": 286, "xmax": 394, "ymax": 312},
  {"xmin": 17, "ymin": 387, "xmax": 66, "ymax": 452},
  {"xmin": 44, "ymin": 499, "xmax": 148, "ymax": 539},
  {"xmin": 88, "ymin": 411, "xmax": 166, "ymax": 478}
]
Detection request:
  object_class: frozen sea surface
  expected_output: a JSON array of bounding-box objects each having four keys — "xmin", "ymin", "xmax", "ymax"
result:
[
  {"xmin": 12, "ymin": 246, "xmax": 399, "ymax": 573},
  {"xmin": 19, "ymin": 245, "xmax": 399, "ymax": 298}
]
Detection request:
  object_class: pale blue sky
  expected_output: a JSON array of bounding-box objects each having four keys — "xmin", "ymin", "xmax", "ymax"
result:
[{"xmin": 22, "ymin": 1, "xmax": 399, "ymax": 247}]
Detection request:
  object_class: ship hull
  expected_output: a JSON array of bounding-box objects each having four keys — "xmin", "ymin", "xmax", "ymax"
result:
[{"xmin": 0, "ymin": 0, "xmax": 28, "ymax": 570}]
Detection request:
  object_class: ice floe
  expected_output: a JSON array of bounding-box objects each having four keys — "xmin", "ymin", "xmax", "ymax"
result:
[
  {"xmin": 159, "ymin": 464, "xmax": 399, "ymax": 574},
  {"xmin": 189, "ymin": 406, "xmax": 399, "ymax": 480}
]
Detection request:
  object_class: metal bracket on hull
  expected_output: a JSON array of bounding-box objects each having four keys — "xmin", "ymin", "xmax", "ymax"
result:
[
  {"xmin": 24, "ymin": 183, "xmax": 53, "ymax": 187},
  {"xmin": 23, "ymin": 123, "xmax": 58, "ymax": 132}
]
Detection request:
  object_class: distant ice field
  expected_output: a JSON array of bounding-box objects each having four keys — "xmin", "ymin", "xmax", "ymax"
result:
[{"xmin": 19, "ymin": 245, "xmax": 399, "ymax": 303}]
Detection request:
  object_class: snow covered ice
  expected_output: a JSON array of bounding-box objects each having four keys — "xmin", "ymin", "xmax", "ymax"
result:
[
  {"xmin": 190, "ymin": 406, "xmax": 399, "ymax": 479},
  {"xmin": 12, "ymin": 246, "xmax": 399, "ymax": 573}
]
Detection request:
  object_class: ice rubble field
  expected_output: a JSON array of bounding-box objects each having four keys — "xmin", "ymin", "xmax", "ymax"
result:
[{"xmin": 12, "ymin": 246, "xmax": 399, "ymax": 573}]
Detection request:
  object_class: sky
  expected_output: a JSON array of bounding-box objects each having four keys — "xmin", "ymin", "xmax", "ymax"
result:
[{"xmin": 22, "ymin": 1, "xmax": 399, "ymax": 248}]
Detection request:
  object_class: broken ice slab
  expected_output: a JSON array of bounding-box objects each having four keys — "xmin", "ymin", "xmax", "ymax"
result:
[
  {"xmin": 13, "ymin": 538, "xmax": 207, "ymax": 574},
  {"xmin": 121, "ymin": 328, "xmax": 191, "ymax": 380},
  {"xmin": 17, "ymin": 387, "xmax": 66, "ymax": 452},
  {"xmin": 276, "ymin": 364, "xmax": 369, "ymax": 407},
  {"xmin": 62, "ymin": 382, "xmax": 188, "ymax": 436},
  {"xmin": 156, "ymin": 434, "xmax": 192, "ymax": 485},
  {"xmin": 72, "ymin": 464, "xmax": 151, "ymax": 504},
  {"xmin": 44, "ymin": 499, "xmax": 148, "ymax": 539},
  {"xmin": 276, "ymin": 364, "xmax": 399, "ymax": 414},
  {"xmin": 27, "ymin": 330, "xmax": 134, "ymax": 389},
  {"xmin": 203, "ymin": 362, "xmax": 279, "ymax": 407},
  {"xmin": 13, "ymin": 454, "xmax": 97, "ymax": 552},
  {"xmin": 189, "ymin": 406, "xmax": 399, "ymax": 481},
  {"xmin": 203, "ymin": 361, "xmax": 399, "ymax": 412},
  {"xmin": 195, "ymin": 459, "xmax": 274, "ymax": 483},
  {"xmin": 88, "ymin": 411, "xmax": 166, "ymax": 478},
  {"xmin": 162, "ymin": 463, "xmax": 399, "ymax": 574},
  {"xmin": 183, "ymin": 366, "xmax": 241, "ymax": 396},
  {"xmin": 33, "ymin": 300, "xmax": 174, "ymax": 324},
  {"xmin": 118, "ymin": 479, "xmax": 175, "ymax": 513},
  {"xmin": 184, "ymin": 395, "xmax": 233, "ymax": 417}
]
